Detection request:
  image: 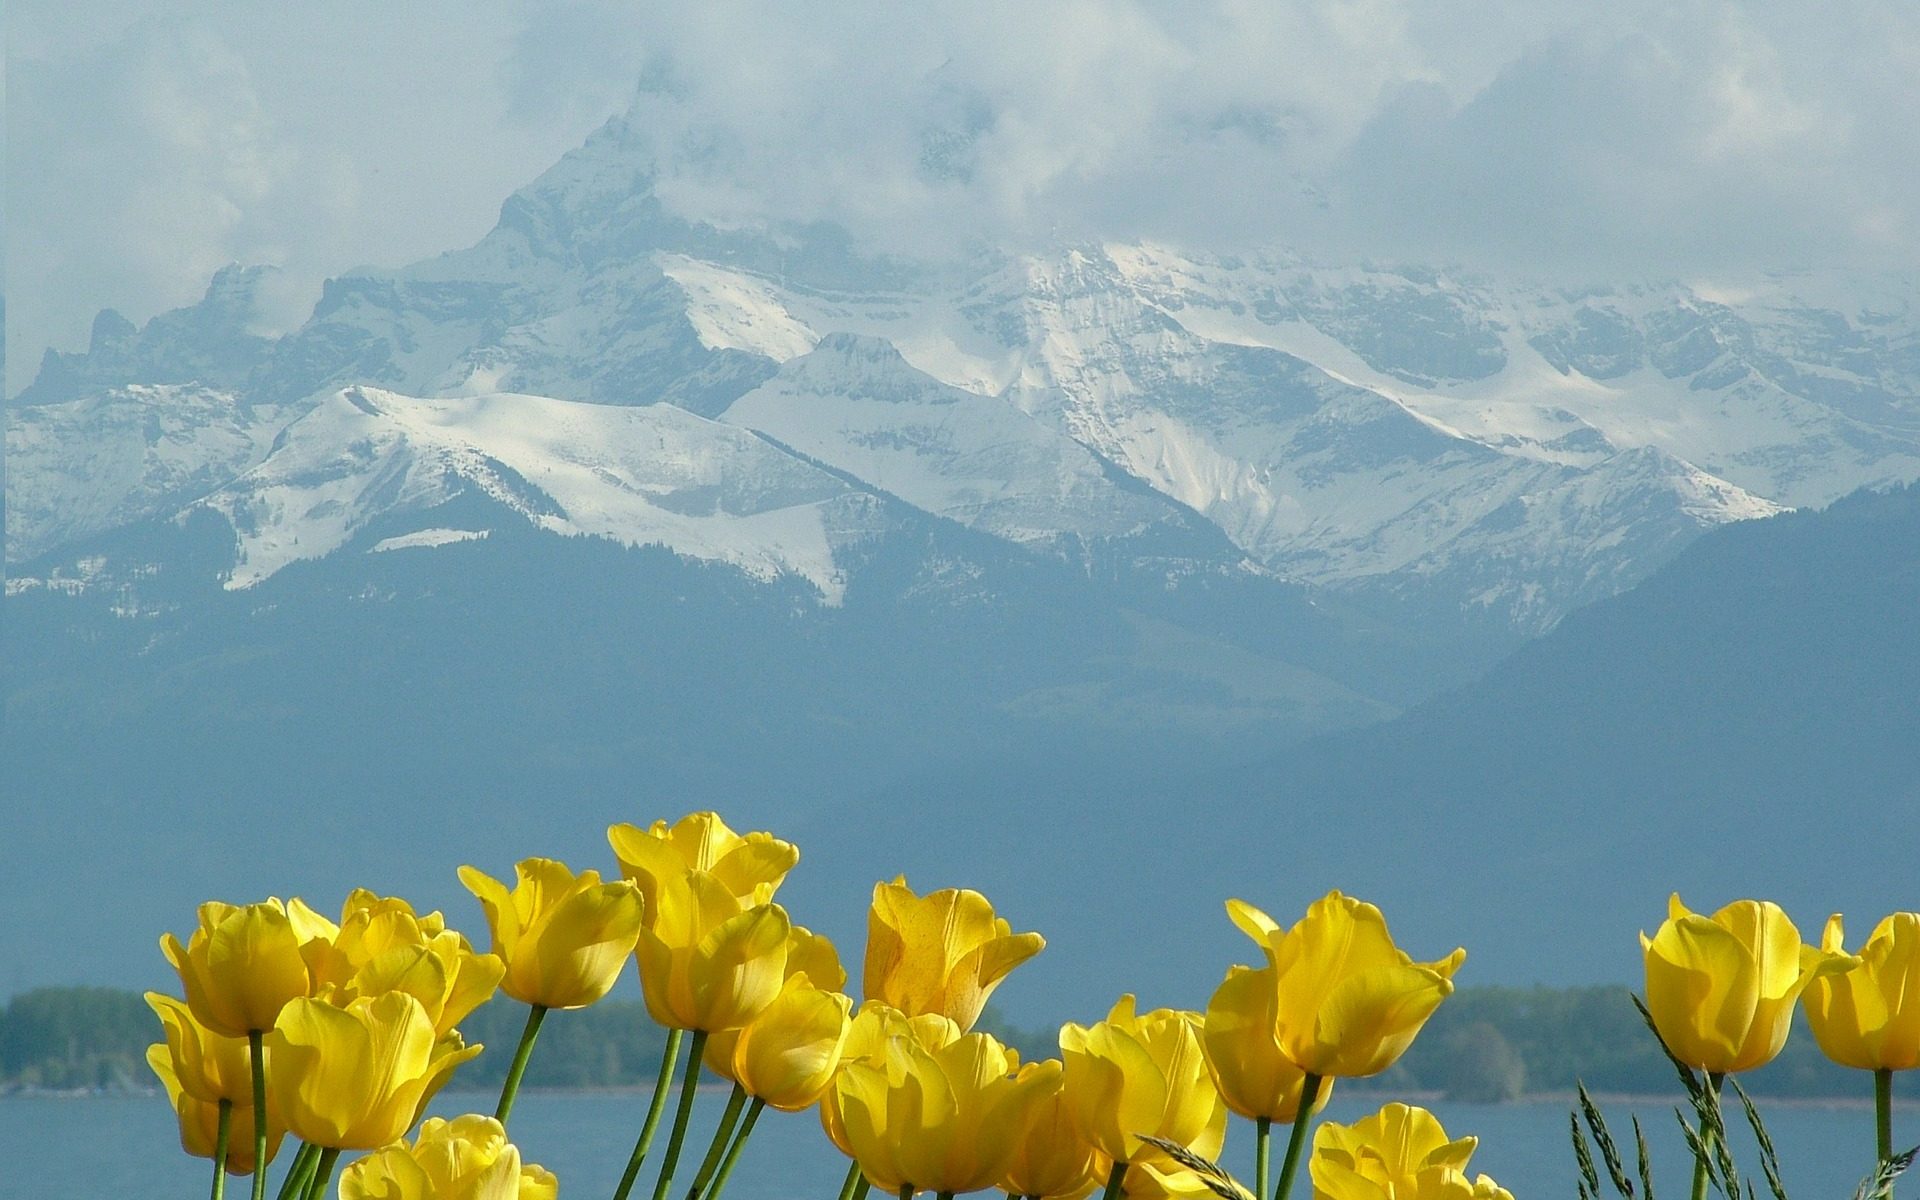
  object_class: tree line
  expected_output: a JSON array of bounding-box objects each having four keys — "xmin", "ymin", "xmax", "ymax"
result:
[{"xmin": 0, "ymin": 984, "xmax": 1874, "ymax": 1101}]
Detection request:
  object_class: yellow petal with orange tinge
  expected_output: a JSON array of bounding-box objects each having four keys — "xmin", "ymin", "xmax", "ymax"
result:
[{"xmin": 862, "ymin": 879, "xmax": 1044, "ymax": 1031}]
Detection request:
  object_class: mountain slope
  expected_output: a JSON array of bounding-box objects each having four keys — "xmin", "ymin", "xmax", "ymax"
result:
[{"xmin": 792, "ymin": 484, "xmax": 1920, "ymax": 1014}]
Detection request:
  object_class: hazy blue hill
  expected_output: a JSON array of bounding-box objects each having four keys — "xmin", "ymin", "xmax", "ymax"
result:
[
  {"xmin": 2, "ymin": 485, "xmax": 1409, "ymax": 997},
  {"xmin": 782, "ymin": 485, "xmax": 1920, "ymax": 1020}
]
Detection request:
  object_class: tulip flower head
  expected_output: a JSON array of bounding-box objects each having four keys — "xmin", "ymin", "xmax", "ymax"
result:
[
  {"xmin": 267, "ymin": 992, "xmax": 482, "ymax": 1150},
  {"xmin": 297, "ymin": 891, "xmax": 505, "ymax": 1034},
  {"xmin": 999, "ymin": 1059, "xmax": 1109, "ymax": 1200},
  {"xmin": 703, "ymin": 923, "xmax": 854, "ymax": 1109},
  {"xmin": 632, "ymin": 866, "xmax": 792, "ymax": 1032},
  {"xmin": 1227, "ymin": 891, "xmax": 1465, "ymax": 1078},
  {"xmin": 1641, "ymin": 893, "xmax": 1842, "ymax": 1074},
  {"xmin": 833, "ymin": 1027, "xmax": 1049, "ymax": 1195},
  {"xmin": 707, "ymin": 973, "xmax": 855, "ymax": 1110},
  {"xmin": 1310, "ymin": 1103, "xmax": 1510, "ymax": 1200},
  {"xmin": 161, "ymin": 899, "xmax": 315, "ymax": 1037},
  {"xmin": 339, "ymin": 1114, "xmax": 558, "ymax": 1200},
  {"xmin": 1804, "ymin": 911, "xmax": 1920, "ymax": 1071},
  {"xmin": 863, "ymin": 877, "xmax": 1046, "ymax": 1030},
  {"xmin": 147, "ymin": 992, "xmax": 256, "ymax": 1106},
  {"xmin": 608, "ymin": 810, "xmax": 799, "ymax": 914},
  {"xmin": 1202, "ymin": 963, "xmax": 1335, "ymax": 1123},
  {"xmin": 458, "ymin": 858, "xmax": 644, "ymax": 1011},
  {"xmin": 1059, "ymin": 995, "xmax": 1224, "ymax": 1169},
  {"xmin": 146, "ymin": 1043, "xmax": 284, "ymax": 1174},
  {"xmin": 820, "ymin": 1001, "xmax": 965, "ymax": 1157}
]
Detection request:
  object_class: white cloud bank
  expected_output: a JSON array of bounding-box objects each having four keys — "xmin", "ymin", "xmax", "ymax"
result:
[{"xmin": 10, "ymin": 0, "xmax": 1920, "ymax": 382}]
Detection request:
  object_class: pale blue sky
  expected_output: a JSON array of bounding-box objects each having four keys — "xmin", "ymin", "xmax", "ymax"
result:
[{"xmin": 10, "ymin": 0, "xmax": 1920, "ymax": 381}]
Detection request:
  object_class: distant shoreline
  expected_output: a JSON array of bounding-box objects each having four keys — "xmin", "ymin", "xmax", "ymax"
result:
[{"xmin": 9, "ymin": 1084, "xmax": 1903, "ymax": 1110}]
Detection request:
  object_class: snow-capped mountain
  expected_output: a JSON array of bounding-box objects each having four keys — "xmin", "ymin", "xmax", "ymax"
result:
[
  {"xmin": 11, "ymin": 101, "xmax": 1920, "ymax": 639},
  {"xmin": 196, "ymin": 386, "xmax": 885, "ymax": 596}
]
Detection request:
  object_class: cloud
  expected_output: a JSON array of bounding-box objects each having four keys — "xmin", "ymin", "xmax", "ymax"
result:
[
  {"xmin": 584, "ymin": 0, "xmax": 1920, "ymax": 276},
  {"xmin": 9, "ymin": 0, "xmax": 1919, "ymax": 382}
]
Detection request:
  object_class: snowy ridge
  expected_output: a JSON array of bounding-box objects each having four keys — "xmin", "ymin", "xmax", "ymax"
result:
[
  {"xmin": 12, "ymin": 99, "xmax": 1920, "ymax": 632},
  {"xmin": 721, "ymin": 333, "xmax": 1220, "ymax": 549},
  {"xmin": 195, "ymin": 387, "xmax": 865, "ymax": 598}
]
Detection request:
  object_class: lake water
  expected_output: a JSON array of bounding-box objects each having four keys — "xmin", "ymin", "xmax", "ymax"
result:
[{"xmin": 1, "ymin": 1088, "xmax": 1903, "ymax": 1198}]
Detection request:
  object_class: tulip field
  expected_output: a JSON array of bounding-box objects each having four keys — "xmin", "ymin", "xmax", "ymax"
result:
[{"xmin": 145, "ymin": 812, "xmax": 1919, "ymax": 1200}]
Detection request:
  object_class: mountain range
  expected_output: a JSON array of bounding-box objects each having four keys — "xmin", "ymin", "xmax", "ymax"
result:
[{"xmin": 6, "ymin": 97, "xmax": 1920, "ymax": 1010}]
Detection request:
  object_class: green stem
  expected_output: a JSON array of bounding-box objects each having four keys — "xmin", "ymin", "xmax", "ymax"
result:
[
  {"xmin": 683, "ymin": 1083, "xmax": 749, "ymax": 1200},
  {"xmin": 250, "ymin": 1030, "xmax": 269, "ymax": 1200},
  {"xmin": 211, "ymin": 1098, "xmax": 232, "ymax": 1200},
  {"xmin": 494, "ymin": 1003, "xmax": 549, "ymax": 1125},
  {"xmin": 1098, "ymin": 1158, "xmax": 1128, "ymax": 1200},
  {"xmin": 1878, "ymin": 1068, "xmax": 1895, "ymax": 1189},
  {"xmin": 937, "ymin": 1193, "xmax": 955, "ymax": 1200},
  {"xmin": 1255, "ymin": 1116, "xmax": 1272, "ymax": 1200},
  {"xmin": 1272, "ymin": 1074, "xmax": 1324, "ymax": 1200},
  {"xmin": 302, "ymin": 1148, "xmax": 341, "ymax": 1200},
  {"xmin": 273, "ymin": 1144, "xmax": 319, "ymax": 1200},
  {"xmin": 834, "ymin": 1162, "xmax": 864, "ymax": 1200},
  {"xmin": 647, "ymin": 1030, "xmax": 710, "ymax": 1200},
  {"xmin": 899, "ymin": 1186, "xmax": 915, "ymax": 1200},
  {"xmin": 851, "ymin": 1179, "xmax": 872, "ymax": 1200},
  {"xmin": 704, "ymin": 1097, "xmax": 766, "ymax": 1200},
  {"xmin": 1690, "ymin": 1073, "xmax": 1723, "ymax": 1200},
  {"xmin": 614, "ymin": 1028, "xmax": 687, "ymax": 1200}
]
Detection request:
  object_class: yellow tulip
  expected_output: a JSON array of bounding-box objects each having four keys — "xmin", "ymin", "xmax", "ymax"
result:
[
  {"xmin": 1059, "ymin": 995, "xmax": 1224, "ymax": 1169},
  {"xmin": 820, "ymin": 1002, "xmax": 964, "ymax": 1157},
  {"xmin": 161, "ymin": 900, "xmax": 314, "ymax": 1036},
  {"xmin": 1310, "ymin": 1103, "xmax": 1509, "ymax": 1200},
  {"xmin": 708, "ymin": 974, "xmax": 855, "ymax": 1110},
  {"xmin": 608, "ymin": 810, "xmax": 799, "ymax": 913},
  {"xmin": 338, "ymin": 1114, "xmax": 558, "ymax": 1200},
  {"xmin": 295, "ymin": 891, "xmax": 505, "ymax": 1034},
  {"xmin": 1124, "ymin": 1126, "xmax": 1230, "ymax": 1200},
  {"xmin": 1804, "ymin": 912, "xmax": 1920, "ymax": 1072},
  {"xmin": 267, "ymin": 992, "xmax": 482, "ymax": 1150},
  {"xmin": 834, "ymin": 1028, "xmax": 1048, "ymax": 1195},
  {"xmin": 1227, "ymin": 891, "xmax": 1465, "ymax": 1078},
  {"xmin": 458, "ymin": 858, "xmax": 644, "ymax": 1010},
  {"xmin": 147, "ymin": 992, "xmax": 256, "ymax": 1106},
  {"xmin": 999, "ymin": 1060, "xmax": 1108, "ymax": 1200},
  {"xmin": 146, "ymin": 1043, "xmax": 284, "ymax": 1173},
  {"xmin": 1641, "ymin": 893, "xmax": 1844, "ymax": 1074},
  {"xmin": 863, "ymin": 877, "xmax": 1046, "ymax": 1030},
  {"xmin": 634, "ymin": 868, "xmax": 791, "ymax": 1032},
  {"xmin": 1202, "ymin": 964, "xmax": 1336, "ymax": 1123}
]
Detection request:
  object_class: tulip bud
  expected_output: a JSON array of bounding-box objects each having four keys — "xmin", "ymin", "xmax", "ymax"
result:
[{"xmin": 458, "ymin": 858, "xmax": 644, "ymax": 1011}]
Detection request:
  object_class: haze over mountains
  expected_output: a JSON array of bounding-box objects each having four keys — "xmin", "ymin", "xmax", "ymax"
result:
[{"xmin": 6, "ymin": 98, "xmax": 1919, "ymax": 1013}]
